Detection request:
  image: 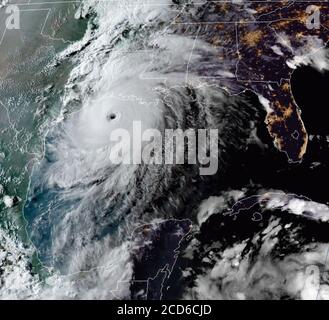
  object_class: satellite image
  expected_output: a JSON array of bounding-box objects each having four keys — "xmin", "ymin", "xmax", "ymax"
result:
[{"xmin": 0, "ymin": 0, "xmax": 328, "ymax": 301}]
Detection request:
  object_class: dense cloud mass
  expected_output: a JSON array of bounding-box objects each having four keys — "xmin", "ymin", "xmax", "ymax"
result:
[{"xmin": 0, "ymin": 0, "xmax": 328, "ymax": 300}]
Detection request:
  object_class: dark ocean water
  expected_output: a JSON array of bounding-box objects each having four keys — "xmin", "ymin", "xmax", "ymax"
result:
[
  {"xmin": 214, "ymin": 64, "xmax": 329, "ymax": 205},
  {"xmin": 0, "ymin": 0, "xmax": 328, "ymax": 299}
]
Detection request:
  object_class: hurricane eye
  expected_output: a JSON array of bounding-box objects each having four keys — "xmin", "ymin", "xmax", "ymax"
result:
[{"xmin": 107, "ymin": 113, "xmax": 117, "ymax": 121}]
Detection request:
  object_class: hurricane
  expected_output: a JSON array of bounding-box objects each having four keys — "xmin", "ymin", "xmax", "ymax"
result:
[{"xmin": 0, "ymin": 0, "xmax": 329, "ymax": 300}]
